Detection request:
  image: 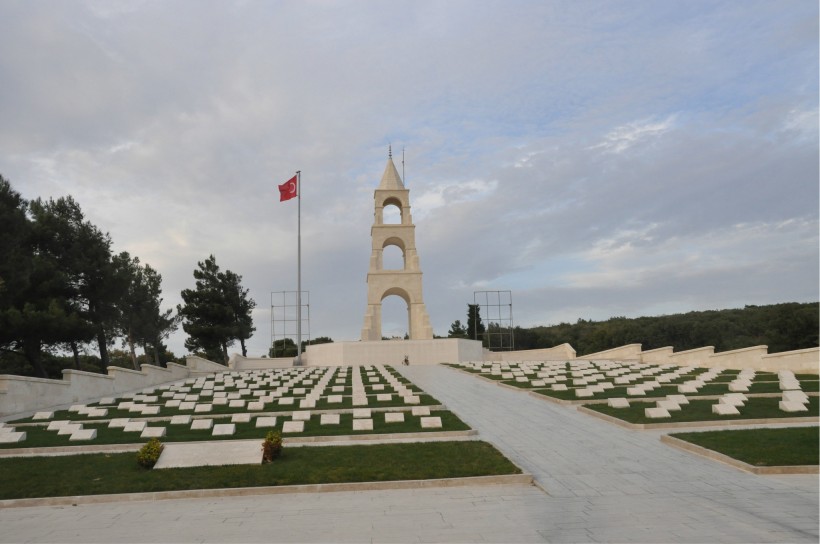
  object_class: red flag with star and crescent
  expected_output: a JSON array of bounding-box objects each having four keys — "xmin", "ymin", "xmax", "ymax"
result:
[{"xmin": 278, "ymin": 175, "xmax": 298, "ymax": 202}]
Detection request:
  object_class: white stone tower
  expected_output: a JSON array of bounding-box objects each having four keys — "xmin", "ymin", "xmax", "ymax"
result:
[{"xmin": 360, "ymin": 149, "xmax": 434, "ymax": 341}]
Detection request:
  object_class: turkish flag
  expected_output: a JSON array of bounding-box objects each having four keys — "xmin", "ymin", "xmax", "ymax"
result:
[{"xmin": 278, "ymin": 175, "xmax": 298, "ymax": 202}]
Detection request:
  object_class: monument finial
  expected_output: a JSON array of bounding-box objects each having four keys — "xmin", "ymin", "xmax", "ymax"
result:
[{"xmin": 388, "ymin": 144, "xmax": 392, "ymax": 159}]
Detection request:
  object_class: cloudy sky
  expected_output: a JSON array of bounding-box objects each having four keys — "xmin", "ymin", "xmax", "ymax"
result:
[{"xmin": 1, "ymin": 0, "xmax": 817, "ymax": 357}]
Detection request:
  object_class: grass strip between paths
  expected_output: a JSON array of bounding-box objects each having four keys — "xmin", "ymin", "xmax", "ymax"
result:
[
  {"xmin": 0, "ymin": 441, "xmax": 520, "ymax": 500},
  {"xmin": 2, "ymin": 411, "xmax": 469, "ymax": 449},
  {"xmin": 670, "ymin": 427, "xmax": 819, "ymax": 467},
  {"xmin": 583, "ymin": 397, "xmax": 819, "ymax": 424}
]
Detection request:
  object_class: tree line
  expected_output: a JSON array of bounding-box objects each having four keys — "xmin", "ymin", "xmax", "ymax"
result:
[
  {"xmin": 449, "ymin": 302, "xmax": 819, "ymax": 355},
  {"xmin": 0, "ymin": 176, "xmax": 256, "ymax": 378}
]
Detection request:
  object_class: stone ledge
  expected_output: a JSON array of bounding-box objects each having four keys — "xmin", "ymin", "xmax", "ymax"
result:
[
  {"xmin": 0, "ymin": 473, "xmax": 533, "ymax": 509},
  {"xmin": 576, "ymin": 405, "xmax": 820, "ymax": 430},
  {"xmin": 660, "ymin": 434, "xmax": 819, "ymax": 475},
  {"xmin": 530, "ymin": 391, "xmax": 816, "ymax": 406},
  {"xmin": 0, "ymin": 430, "xmax": 479, "ymax": 458}
]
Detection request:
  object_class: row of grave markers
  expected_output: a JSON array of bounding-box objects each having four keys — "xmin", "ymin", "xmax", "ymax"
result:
[
  {"xmin": 455, "ymin": 360, "xmax": 813, "ymax": 419},
  {"xmin": 0, "ymin": 365, "xmax": 443, "ymax": 444}
]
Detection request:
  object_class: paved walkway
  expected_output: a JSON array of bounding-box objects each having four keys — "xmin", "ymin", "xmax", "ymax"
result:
[{"xmin": 0, "ymin": 365, "xmax": 817, "ymax": 543}]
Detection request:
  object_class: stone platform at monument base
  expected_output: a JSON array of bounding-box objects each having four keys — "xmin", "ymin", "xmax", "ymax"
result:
[
  {"xmin": 229, "ymin": 339, "xmax": 487, "ymax": 370},
  {"xmin": 304, "ymin": 338, "xmax": 484, "ymax": 366},
  {"xmin": 228, "ymin": 339, "xmax": 484, "ymax": 369}
]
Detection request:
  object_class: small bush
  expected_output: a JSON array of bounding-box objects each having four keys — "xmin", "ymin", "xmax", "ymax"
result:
[
  {"xmin": 136, "ymin": 438, "xmax": 164, "ymax": 469},
  {"xmin": 261, "ymin": 430, "xmax": 283, "ymax": 463}
]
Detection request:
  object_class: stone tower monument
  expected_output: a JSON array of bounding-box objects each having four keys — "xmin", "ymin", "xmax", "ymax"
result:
[{"xmin": 361, "ymin": 149, "xmax": 434, "ymax": 341}]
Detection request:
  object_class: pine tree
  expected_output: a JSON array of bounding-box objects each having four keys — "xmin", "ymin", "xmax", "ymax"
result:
[
  {"xmin": 177, "ymin": 255, "xmax": 254, "ymax": 363},
  {"xmin": 467, "ymin": 304, "xmax": 486, "ymax": 343}
]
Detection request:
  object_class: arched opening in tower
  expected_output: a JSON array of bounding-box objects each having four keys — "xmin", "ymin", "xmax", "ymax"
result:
[
  {"xmin": 380, "ymin": 295, "xmax": 409, "ymax": 339},
  {"xmin": 383, "ymin": 203, "xmax": 401, "ymax": 224}
]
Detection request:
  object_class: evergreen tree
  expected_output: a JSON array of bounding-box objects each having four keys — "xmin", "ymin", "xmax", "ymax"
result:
[
  {"xmin": 0, "ymin": 186, "xmax": 92, "ymax": 377},
  {"xmin": 28, "ymin": 196, "xmax": 130, "ymax": 371},
  {"xmin": 178, "ymin": 255, "xmax": 254, "ymax": 363},
  {"xmin": 269, "ymin": 338, "xmax": 297, "ymax": 358},
  {"xmin": 466, "ymin": 304, "xmax": 485, "ymax": 342},
  {"xmin": 117, "ymin": 252, "xmax": 180, "ymax": 368},
  {"xmin": 447, "ymin": 319, "xmax": 468, "ymax": 338},
  {"xmin": 220, "ymin": 269, "xmax": 256, "ymax": 357}
]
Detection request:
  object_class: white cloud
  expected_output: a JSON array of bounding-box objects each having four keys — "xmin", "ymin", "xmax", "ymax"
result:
[
  {"xmin": 0, "ymin": 0, "xmax": 816, "ymax": 357},
  {"xmin": 590, "ymin": 115, "xmax": 677, "ymax": 154}
]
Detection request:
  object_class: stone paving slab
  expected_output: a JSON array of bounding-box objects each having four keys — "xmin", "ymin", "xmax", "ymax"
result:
[
  {"xmin": 153, "ymin": 439, "xmax": 262, "ymax": 469},
  {"xmin": 398, "ymin": 365, "xmax": 819, "ymax": 543}
]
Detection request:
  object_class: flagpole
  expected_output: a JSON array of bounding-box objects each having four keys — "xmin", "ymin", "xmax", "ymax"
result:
[{"xmin": 296, "ymin": 170, "xmax": 302, "ymax": 366}]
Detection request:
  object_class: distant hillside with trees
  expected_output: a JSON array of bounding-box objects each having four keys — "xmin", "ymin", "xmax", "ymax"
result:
[{"xmin": 504, "ymin": 302, "xmax": 819, "ymax": 355}]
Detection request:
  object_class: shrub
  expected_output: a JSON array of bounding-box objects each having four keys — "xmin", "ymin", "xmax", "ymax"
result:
[
  {"xmin": 136, "ymin": 438, "xmax": 164, "ymax": 469},
  {"xmin": 261, "ymin": 430, "xmax": 283, "ymax": 463}
]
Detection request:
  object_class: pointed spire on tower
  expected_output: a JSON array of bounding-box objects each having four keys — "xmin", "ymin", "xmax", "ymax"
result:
[{"xmin": 378, "ymin": 147, "xmax": 404, "ymax": 190}]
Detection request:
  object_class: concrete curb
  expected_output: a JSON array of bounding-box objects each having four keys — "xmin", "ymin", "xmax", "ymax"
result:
[
  {"xmin": 660, "ymin": 434, "xmax": 819, "ymax": 475},
  {"xmin": 0, "ymin": 473, "xmax": 533, "ymax": 509},
  {"xmin": 0, "ymin": 430, "xmax": 479, "ymax": 458},
  {"xmin": 576, "ymin": 405, "xmax": 820, "ymax": 430},
  {"xmin": 530, "ymin": 391, "xmax": 817, "ymax": 406}
]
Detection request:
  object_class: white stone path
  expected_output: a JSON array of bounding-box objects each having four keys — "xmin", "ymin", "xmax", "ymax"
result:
[{"xmin": 0, "ymin": 364, "xmax": 817, "ymax": 543}]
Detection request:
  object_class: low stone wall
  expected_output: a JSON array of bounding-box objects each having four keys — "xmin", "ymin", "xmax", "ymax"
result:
[
  {"xmin": 668, "ymin": 347, "xmax": 715, "ymax": 366},
  {"xmin": 580, "ymin": 344, "xmax": 643, "ymax": 360},
  {"xmin": 229, "ymin": 354, "xmax": 294, "ymax": 370},
  {"xmin": 502, "ymin": 342, "xmax": 818, "ymax": 374},
  {"xmin": 702, "ymin": 345, "xmax": 768, "ymax": 369},
  {"xmin": 185, "ymin": 356, "xmax": 231, "ymax": 375},
  {"xmin": 639, "ymin": 346, "xmax": 674, "ymax": 364},
  {"xmin": 760, "ymin": 347, "xmax": 819, "ymax": 373},
  {"xmin": 485, "ymin": 343, "xmax": 576, "ymax": 362},
  {"xmin": 305, "ymin": 338, "xmax": 484, "ymax": 366},
  {"xmin": 0, "ymin": 357, "xmax": 228, "ymax": 418}
]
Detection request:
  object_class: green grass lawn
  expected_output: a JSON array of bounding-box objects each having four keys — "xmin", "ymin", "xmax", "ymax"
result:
[
  {"xmin": 1, "ymin": 410, "xmax": 470, "ymax": 449},
  {"xmin": 585, "ymin": 396, "xmax": 819, "ymax": 424},
  {"xmin": 671, "ymin": 427, "xmax": 819, "ymax": 466},
  {"xmin": 0, "ymin": 440, "xmax": 521, "ymax": 500}
]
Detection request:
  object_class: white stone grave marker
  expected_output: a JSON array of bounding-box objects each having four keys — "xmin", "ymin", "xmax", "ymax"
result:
[
  {"xmin": 712, "ymin": 404, "xmax": 740, "ymax": 416},
  {"xmin": 352, "ymin": 418, "xmax": 373, "ymax": 431},
  {"xmin": 779, "ymin": 401, "xmax": 808, "ymax": 413},
  {"xmin": 212, "ymin": 424, "xmax": 235, "ymax": 436},
  {"xmin": 123, "ymin": 421, "xmax": 147, "ymax": 433},
  {"xmin": 190, "ymin": 419, "xmax": 213, "ymax": 430},
  {"xmin": 384, "ymin": 412, "xmax": 404, "ymax": 423},
  {"xmin": 282, "ymin": 420, "xmax": 304, "ymax": 433},
  {"xmin": 320, "ymin": 413, "xmax": 340, "ymax": 425},
  {"xmin": 141, "ymin": 427, "xmax": 166, "ymax": 439},
  {"xmin": 420, "ymin": 416, "xmax": 442, "ymax": 429},
  {"xmin": 607, "ymin": 398, "xmax": 630, "ymax": 408}
]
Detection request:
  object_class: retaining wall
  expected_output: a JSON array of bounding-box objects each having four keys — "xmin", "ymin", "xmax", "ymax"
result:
[
  {"xmin": 639, "ymin": 346, "xmax": 674, "ymax": 364},
  {"xmin": 229, "ymin": 355, "xmax": 294, "ymax": 370},
  {"xmin": 581, "ymin": 344, "xmax": 643, "ymax": 360},
  {"xmin": 760, "ymin": 347, "xmax": 819, "ymax": 373},
  {"xmin": 305, "ymin": 338, "xmax": 484, "ymax": 366},
  {"xmin": 668, "ymin": 346, "xmax": 715, "ymax": 366},
  {"xmin": 484, "ymin": 343, "xmax": 577, "ymax": 362},
  {"xmin": 0, "ymin": 357, "xmax": 228, "ymax": 418}
]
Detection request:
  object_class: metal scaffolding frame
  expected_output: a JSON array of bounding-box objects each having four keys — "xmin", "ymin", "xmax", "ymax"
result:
[
  {"xmin": 270, "ymin": 291, "xmax": 310, "ymax": 358},
  {"xmin": 473, "ymin": 290, "xmax": 514, "ymax": 351}
]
